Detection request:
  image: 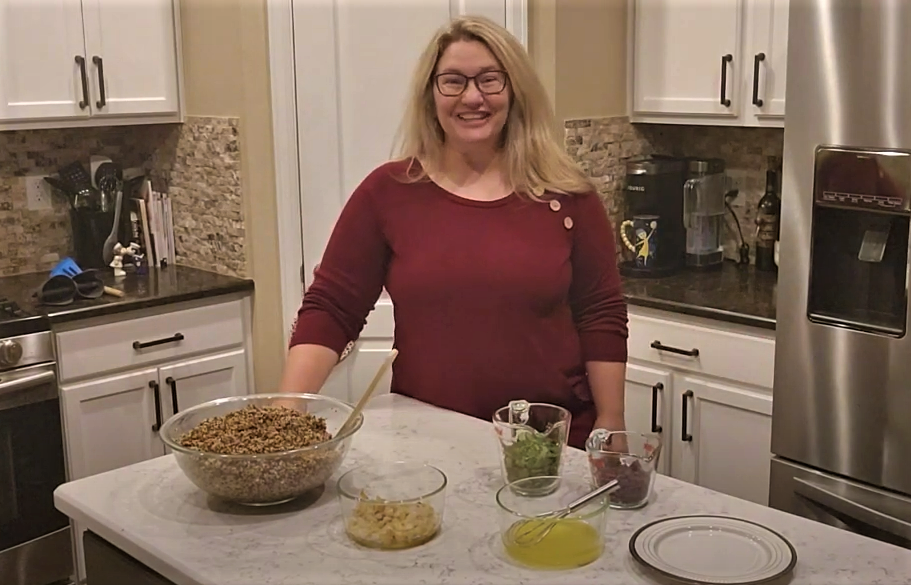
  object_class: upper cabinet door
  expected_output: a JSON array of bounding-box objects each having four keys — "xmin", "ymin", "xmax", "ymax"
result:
[
  {"xmin": 0, "ymin": 0, "xmax": 91, "ymax": 121},
  {"xmin": 81, "ymin": 0, "xmax": 180, "ymax": 117},
  {"xmin": 450, "ymin": 0, "xmax": 505, "ymax": 25},
  {"xmin": 743, "ymin": 0, "xmax": 788, "ymax": 124},
  {"xmin": 630, "ymin": 0, "xmax": 743, "ymax": 119}
]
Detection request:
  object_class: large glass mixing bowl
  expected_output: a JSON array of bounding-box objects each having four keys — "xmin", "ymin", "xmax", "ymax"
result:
[{"xmin": 159, "ymin": 393, "xmax": 363, "ymax": 506}]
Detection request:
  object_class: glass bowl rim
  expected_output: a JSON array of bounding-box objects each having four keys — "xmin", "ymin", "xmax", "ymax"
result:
[
  {"xmin": 336, "ymin": 461, "xmax": 448, "ymax": 503},
  {"xmin": 495, "ymin": 475, "xmax": 611, "ymax": 520},
  {"xmin": 491, "ymin": 402, "xmax": 571, "ymax": 427},
  {"xmin": 585, "ymin": 429, "xmax": 663, "ymax": 457},
  {"xmin": 158, "ymin": 392, "xmax": 364, "ymax": 459}
]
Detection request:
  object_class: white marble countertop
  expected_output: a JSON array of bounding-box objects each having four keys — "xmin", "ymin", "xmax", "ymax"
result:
[{"xmin": 55, "ymin": 394, "xmax": 911, "ymax": 585}]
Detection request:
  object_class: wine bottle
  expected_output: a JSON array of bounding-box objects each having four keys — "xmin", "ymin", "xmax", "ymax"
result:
[{"xmin": 755, "ymin": 160, "xmax": 781, "ymax": 272}]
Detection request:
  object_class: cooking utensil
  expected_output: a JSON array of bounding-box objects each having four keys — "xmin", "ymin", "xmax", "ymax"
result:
[
  {"xmin": 49, "ymin": 257, "xmax": 83, "ymax": 278},
  {"xmin": 337, "ymin": 348, "xmax": 398, "ymax": 437},
  {"xmin": 508, "ymin": 478, "xmax": 619, "ymax": 547},
  {"xmin": 101, "ymin": 188, "xmax": 123, "ymax": 265}
]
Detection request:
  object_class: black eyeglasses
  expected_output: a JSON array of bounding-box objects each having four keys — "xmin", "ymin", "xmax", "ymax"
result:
[{"xmin": 433, "ymin": 70, "xmax": 508, "ymax": 97}]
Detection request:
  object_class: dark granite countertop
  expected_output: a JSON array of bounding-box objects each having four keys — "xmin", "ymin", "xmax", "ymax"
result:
[
  {"xmin": 621, "ymin": 260, "xmax": 777, "ymax": 330},
  {"xmin": 0, "ymin": 265, "xmax": 254, "ymax": 325}
]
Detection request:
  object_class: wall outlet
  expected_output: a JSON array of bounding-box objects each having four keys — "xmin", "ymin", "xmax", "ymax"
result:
[{"xmin": 25, "ymin": 174, "xmax": 53, "ymax": 211}]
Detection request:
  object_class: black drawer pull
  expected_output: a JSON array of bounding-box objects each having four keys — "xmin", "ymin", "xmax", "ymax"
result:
[
  {"xmin": 682, "ymin": 389, "xmax": 693, "ymax": 442},
  {"xmin": 720, "ymin": 53, "xmax": 733, "ymax": 107},
  {"xmin": 166, "ymin": 377, "xmax": 179, "ymax": 414},
  {"xmin": 650, "ymin": 382, "xmax": 663, "ymax": 433},
  {"xmin": 75, "ymin": 55, "xmax": 89, "ymax": 109},
  {"xmin": 133, "ymin": 333, "xmax": 184, "ymax": 351},
  {"xmin": 752, "ymin": 52, "xmax": 766, "ymax": 106},
  {"xmin": 92, "ymin": 56, "xmax": 106, "ymax": 108},
  {"xmin": 650, "ymin": 340, "xmax": 699, "ymax": 358},
  {"xmin": 150, "ymin": 381, "xmax": 162, "ymax": 432}
]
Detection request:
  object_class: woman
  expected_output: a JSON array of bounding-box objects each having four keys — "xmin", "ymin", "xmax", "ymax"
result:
[{"xmin": 278, "ymin": 15, "xmax": 628, "ymax": 449}]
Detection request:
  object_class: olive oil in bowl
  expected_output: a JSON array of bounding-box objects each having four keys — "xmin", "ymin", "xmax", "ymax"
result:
[
  {"xmin": 496, "ymin": 475, "xmax": 610, "ymax": 571},
  {"xmin": 503, "ymin": 518, "xmax": 603, "ymax": 569}
]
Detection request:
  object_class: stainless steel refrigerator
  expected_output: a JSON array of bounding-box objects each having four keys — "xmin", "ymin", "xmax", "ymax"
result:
[{"xmin": 770, "ymin": 0, "xmax": 911, "ymax": 548}]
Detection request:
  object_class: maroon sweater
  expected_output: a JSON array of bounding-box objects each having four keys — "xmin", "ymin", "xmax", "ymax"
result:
[{"xmin": 289, "ymin": 160, "xmax": 628, "ymax": 449}]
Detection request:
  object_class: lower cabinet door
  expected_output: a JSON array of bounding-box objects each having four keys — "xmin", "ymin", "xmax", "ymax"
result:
[{"xmin": 84, "ymin": 531, "xmax": 177, "ymax": 585}]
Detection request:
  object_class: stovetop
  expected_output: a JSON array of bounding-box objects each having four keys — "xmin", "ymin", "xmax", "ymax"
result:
[{"xmin": 0, "ymin": 297, "xmax": 48, "ymax": 338}]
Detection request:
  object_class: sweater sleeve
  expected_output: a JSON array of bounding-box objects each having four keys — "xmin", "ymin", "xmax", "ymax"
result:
[
  {"xmin": 568, "ymin": 191, "xmax": 629, "ymax": 363},
  {"xmin": 288, "ymin": 171, "xmax": 390, "ymax": 355}
]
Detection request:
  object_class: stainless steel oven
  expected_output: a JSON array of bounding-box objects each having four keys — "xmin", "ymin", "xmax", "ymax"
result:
[{"xmin": 0, "ymin": 327, "xmax": 73, "ymax": 585}]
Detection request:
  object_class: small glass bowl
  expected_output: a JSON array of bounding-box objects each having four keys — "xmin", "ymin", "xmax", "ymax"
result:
[
  {"xmin": 495, "ymin": 475, "xmax": 609, "ymax": 570},
  {"xmin": 585, "ymin": 429, "xmax": 661, "ymax": 509},
  {"xmin": 336, "ymin": 462, "xmax": 447, "ymax": 550}
]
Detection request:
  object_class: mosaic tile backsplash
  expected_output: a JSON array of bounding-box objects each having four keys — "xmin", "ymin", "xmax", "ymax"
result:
[
  {"xmin": 149, "ymin": 117, "xmax": 246, "ymax": 278},
  {"xmin": 565, "ymin": 116, "xmax": 784, "ymax": 264},
  {"xmin": 0, "ymin": 116, "xmax": 246, "ymax": 277}
]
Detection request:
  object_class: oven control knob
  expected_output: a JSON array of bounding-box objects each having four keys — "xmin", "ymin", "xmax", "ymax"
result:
[{"xmin": 0, "ymin": 340, "xmax": 23, "ymax": 366}]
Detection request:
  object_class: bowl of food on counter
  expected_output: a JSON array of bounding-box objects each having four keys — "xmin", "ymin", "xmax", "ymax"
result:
[
  {"xmin": 336, "ymin": 461, "xmax": 447, "ymax": 550},
  {"xmin": 159, "ymin": 393, "xmax": 363, "ymax": 506},
  {"xmin": 585, "ymin": 429, "xmax": 661, "ymax": 509},
  {"xmin": 496, "ymin": 474, "xmax": 610, "ymax": 570},
  {"xmin": 492, "ymin": 400, "xmax": 570, "ymax": 496}
]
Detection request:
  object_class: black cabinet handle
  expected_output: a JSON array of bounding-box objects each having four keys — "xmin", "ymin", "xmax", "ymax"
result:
[
  {"xmin": 752, "ymin": 52, "xmax": 766, "ymax": 107},
  {"xmin": 92, "ymin": 56, "xmax": 106, "ymax": 108},
  {"xmin": 650, "ymin": 382, "xmax": 663, "ymax": 433},
  {"xmin": 650, "ymin": 340, "xmax": 699, "ymax": 358},
  {"xmin": 75, "ymin": 56, "xmax": 89, "ymax": 110},
  {"xmin": 681, "ymin": 389, "xmax": 693, "ymax": 442},
  {"xmin": 166, "ymin": 377, "xmax": 179, "ymax": 414},
  {"xmin": 133, "ymin": 333, "xmax": 184, "ymax": 351},
  {"xmin": 150, "ymin": 381, "xmax": 162, "ymax": 432},
  {"xmin": 720, "ymin": 54, "xmax": 733, "ymax": 107}
]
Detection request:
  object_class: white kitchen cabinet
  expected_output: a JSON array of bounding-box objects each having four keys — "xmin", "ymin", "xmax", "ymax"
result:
[
  {"xmin": 625, "ymin": 305, "xmax": 775, "ymax": 505},
  {"xmin": 624, "ymin": 363, "xmax": 672, "ymax": 475},
  {"xmin": 60, "ymin": 368, "xmax": 163, "ymax": 482},
  {"xmin": 61, "ymin": 348, "xmax": 248, "ymax": 479},
  {"xmin": 672, "ymin": 375, "xmax": 773, "ymax": 506},
  {"xmin": 57, "ymin": 295, "xmax": 253, "ymax": 585},
  {"xmin": 0, "ymin": 0, "xmax": 182, "ymax": 131},
  {"xmin": 627, "ymin": 0, "xmax": 788, "ymax": 127},
  {"xmin": 0, "ymin": 0, "xmax": 90, "ymax": 121}
]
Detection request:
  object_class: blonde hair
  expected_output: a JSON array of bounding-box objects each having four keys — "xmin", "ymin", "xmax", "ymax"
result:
[{"xmin": 392, "ymin": 15, "xmax": 595, "ymax": 200}]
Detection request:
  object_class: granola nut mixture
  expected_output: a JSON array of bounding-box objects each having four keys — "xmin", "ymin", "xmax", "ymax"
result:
[{"xmin": 175, "ymin": 404, "xmax": 343, "ymax": 504}]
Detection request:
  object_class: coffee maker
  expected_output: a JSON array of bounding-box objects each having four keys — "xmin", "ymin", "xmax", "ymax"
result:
[
  {"xmin": 807, "ymin": 147, "xmax": 910, "ymax": 337},
  {"xmin": 618, "ymin": 155, "xmax": 688, "ymax": 278},
  {"xmin": 683, "ymin": 158, "xmax": 728, "ymax": 271}
]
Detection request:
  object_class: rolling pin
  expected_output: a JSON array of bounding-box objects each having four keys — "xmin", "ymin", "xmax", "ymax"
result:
[{"xmin": 103, "ymin": 286, "xmax": 125, "ymax": 298}]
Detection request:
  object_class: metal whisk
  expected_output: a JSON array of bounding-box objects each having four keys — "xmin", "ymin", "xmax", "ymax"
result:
[{"xmin": 508, "ymin": 479, "xmax": 619, "ymax": 547}]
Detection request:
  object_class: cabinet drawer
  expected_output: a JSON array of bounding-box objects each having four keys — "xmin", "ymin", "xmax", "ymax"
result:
[
  {"xmin": 56, "ymin": 301, "xmax": 245, "ymax": 382},
  {"xmin": 628, "ymin": 310, "xmax": 775, "ymax": 389}
]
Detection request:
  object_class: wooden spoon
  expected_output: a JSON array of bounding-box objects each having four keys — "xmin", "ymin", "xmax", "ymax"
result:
[{"xmin": 337, "ymin": 348, "xmax": 398, "ymax": 436}]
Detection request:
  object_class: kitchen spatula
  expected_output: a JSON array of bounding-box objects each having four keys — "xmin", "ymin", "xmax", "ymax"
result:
[{"xmin": 337, "ymin": 348, "xmax": 398, "ymax": 436}]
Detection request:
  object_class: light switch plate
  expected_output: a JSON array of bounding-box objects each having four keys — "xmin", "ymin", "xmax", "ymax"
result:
[{"xmin": 25, "ymin": 174, "xmax": 53, "ymax": 210}]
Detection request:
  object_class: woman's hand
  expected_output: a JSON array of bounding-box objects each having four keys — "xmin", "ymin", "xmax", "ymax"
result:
[{"xmin": 593, "ymin": 413, "xmax": 629, "ymax": 454}]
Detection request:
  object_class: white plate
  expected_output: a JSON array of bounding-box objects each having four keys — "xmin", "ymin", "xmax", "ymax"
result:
[{"xmin": 629, "ymin": 515, "xmax": 797, "ymax": 584}]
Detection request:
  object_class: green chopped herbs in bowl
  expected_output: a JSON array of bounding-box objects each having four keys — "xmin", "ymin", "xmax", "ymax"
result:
[{"xmin": 502, "ymin": 427, "xmax": 564, "ymax": 483}]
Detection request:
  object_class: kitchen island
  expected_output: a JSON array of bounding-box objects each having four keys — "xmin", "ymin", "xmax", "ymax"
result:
[{"xmin": 55, "ymin": 394, "xmax": 910, "ymax": 585}]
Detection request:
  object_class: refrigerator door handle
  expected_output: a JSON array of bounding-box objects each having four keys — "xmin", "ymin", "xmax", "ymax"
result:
[{"xmin": 793, "ymin": 477, "xmax": 911, "ymax": 541}]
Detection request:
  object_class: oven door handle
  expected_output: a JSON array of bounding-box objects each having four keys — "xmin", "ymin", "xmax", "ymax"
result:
[{"xmin": 793, "ymin": 477, "xmax": 911, "ymax": 541}]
